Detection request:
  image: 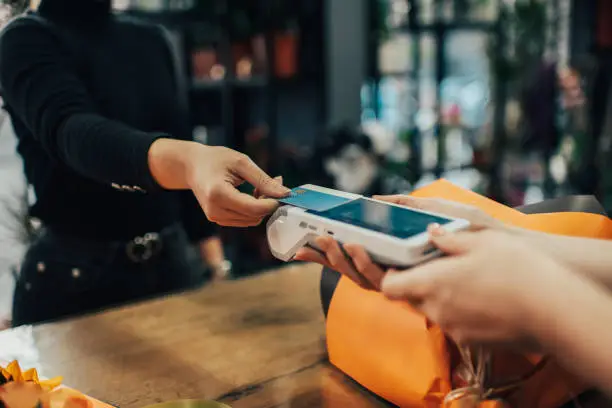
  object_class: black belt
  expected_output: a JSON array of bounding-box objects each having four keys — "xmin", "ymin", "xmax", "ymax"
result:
[{"xmin": 40, "ymin": 223, "xmax": 184, "ymax": 264}]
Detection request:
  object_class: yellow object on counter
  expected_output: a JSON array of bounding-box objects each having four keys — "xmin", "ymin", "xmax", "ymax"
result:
[
  {"xmin": 1, "ymin": 361, "xmax": 114, "ymax": 408},
  {"xmin": 0, "ymin": 361, "xmax": 63, "ymax": 391}
]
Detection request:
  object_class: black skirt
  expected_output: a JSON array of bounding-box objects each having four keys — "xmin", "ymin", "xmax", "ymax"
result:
[{"xmin": 12, "ymin": 224, "xmax": 205, "ymax": 326}]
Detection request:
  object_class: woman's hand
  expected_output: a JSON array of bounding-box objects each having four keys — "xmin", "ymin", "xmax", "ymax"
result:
[
  {"xmin": 373, "ymin": 195, "xmax": 505, "ymax": 230},
  {"xmin": 294, "ymin": 236, "xmax": 385, "ymax": 290},
  {"xmin": 149, "ymin": 139, "xmax": 290, "ymax": 227},
  {"xmin": 381, "ymin": 227, "xmax": 569, "ymax": 349},
  {"xmin": 187, "ymin": 146, "xmax": 291, "ymax": 227}
]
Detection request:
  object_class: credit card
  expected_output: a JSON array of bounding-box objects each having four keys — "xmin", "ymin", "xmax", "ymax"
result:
[{"xmin": 278, "ymin": 187, "xmax": 355, "ymax": 212}]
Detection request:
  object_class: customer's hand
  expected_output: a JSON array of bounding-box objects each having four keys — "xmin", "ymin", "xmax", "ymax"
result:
[
  {"xmin": 149, "ymin": 140, "xmax": 289, "ymax": 227},
  {"xmin": 381, "ymin": 227, "xmax": 570, "ymax": 349},
  {"xmin": 294, "ymin": 236, "xmax": 385, "ymax": 290},
  {"xmin": 185, "ymin": 146, "xmax": 290, "ymax": 227},
  {"xmin": 373, "ymin": 195, "xmax": 504, "ymax": 230}
]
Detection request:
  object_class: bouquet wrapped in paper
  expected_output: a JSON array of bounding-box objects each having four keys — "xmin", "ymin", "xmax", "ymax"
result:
[{"xmin": 320, "ymin": 180, "xmax": 612, "ymax": 407}]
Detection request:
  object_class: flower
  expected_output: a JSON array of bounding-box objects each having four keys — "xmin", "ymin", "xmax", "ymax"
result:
[
  {"xmin": 0, "ymin": 362, "xmax": 62, "ymax": 392},
  {"xmin": 0, "ymin": 363, "xmax": 94, "ymax": 408},
  {"xmin": 0, "ymin": 381, "xmax": 51, "ymax": 408}
]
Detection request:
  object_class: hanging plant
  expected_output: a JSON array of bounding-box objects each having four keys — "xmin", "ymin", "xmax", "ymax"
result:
[
  {"xmin": 488, "ymin": 0, "xmax": 547, "ymax": 83},
  {"xmin": 226, "ymin": 0, "xmax": 255, "ymax": 42}
]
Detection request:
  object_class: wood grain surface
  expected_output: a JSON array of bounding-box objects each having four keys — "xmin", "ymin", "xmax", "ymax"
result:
[
  {"xmin": 27, "ymin": 264, "xmax": 391, "ymax": 408},
  {"xmin": 16, "ymin": 263, "xmax": 608, "ymax": 408}
]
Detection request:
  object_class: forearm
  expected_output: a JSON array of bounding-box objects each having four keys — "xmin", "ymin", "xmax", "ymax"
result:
[
  {"xmin": 505, "ymin": 225, "xmax": 612, "ymax": 289},
  {"xmin": 59, "ymin": 113, "xmax": 166, "ymax": 191},
  {"xmin": 531, "ymin": 270, "xmax": 612, "ymax": 395}
]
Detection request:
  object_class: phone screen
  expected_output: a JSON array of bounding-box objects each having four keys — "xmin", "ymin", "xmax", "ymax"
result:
[{"xmin": 310, "ymin": 198, "xmax": 454, "ymax": 239}]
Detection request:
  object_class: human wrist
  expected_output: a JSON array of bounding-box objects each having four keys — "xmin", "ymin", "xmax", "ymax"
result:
[
  {"xmin": 148, "ymin": 138, "xmax": 202, "ymax": 190},
  {"xmin": 498, "ymin": 223, "xmax": 525, "ymax": 236},
  {"xmin": 524, "ymin": 266, "xmax": 592, "ymax": 352}
]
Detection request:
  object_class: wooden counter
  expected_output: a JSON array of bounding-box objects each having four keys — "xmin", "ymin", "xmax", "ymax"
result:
[{"xmin": 23, "ymin": 264, "xmax": 390, "ymax": 408}]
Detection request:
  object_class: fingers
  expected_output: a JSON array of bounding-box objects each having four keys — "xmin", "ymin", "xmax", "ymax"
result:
[
  {"xmin": 254, "ymin": 176, "xmax": 283, "ymax": 199},
  {"xmin": 381, "ymin": 257, "xmax": 465, "ymax": 303},
  {"xmin": 428, "ymin": 227, "xmax": 477, "ymax": 256},
  {"xmin": 372, "ymin": 195, "xmax": 414, "ymax": 206},
  {"xmin": 295, "ymin": 240, "xmax": 382, "ymax": 290},
  {"xmin": 216, "ymin": 217, "xmax": 265, "ymax": 227},
  {"xmin": 316, "ymin": 237, "xmax": 373, "ymax": 290},
  {"xmin": 373, "ymin": 194, "xmax": 434, "ymax": 210},
  {"xmin": 344, "ymin": 244, "xmax": 385, "ymax": 290},
  {"xmin": 212, "ymin": 183, "xmax": 279, "ymax": 218},
  {"xmin": 294, "ymin": 247, "xmax": 331, "ymax": 268},
  {"xmin": 379, "ymin": 229, "xmax": 475, "ymax": 300},
  {"xmin": 206, "ymin": 206, "xmax": 265, "ymax": 227},
  {"xmin": 233, "ymin": 156, "xmax": 290, "ymax": 198}
]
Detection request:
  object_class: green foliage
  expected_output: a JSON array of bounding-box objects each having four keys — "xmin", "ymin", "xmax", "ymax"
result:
[
  {"xmin": 489, "ymin": 0, "xmax": 547, "ymax": 82},
  {"xmin": 191, "ymin": 0, "xmax": 298, "ymax": 40}
]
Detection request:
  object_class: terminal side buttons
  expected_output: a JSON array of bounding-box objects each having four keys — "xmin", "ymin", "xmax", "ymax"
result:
[{"xmin": 298, "ymin": 221, "xmax": 318, "ymax": 232}]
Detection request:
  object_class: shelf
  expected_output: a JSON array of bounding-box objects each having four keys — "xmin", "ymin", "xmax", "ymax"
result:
[
  {"xmin": 121, "ymin": 9, "xmax": 205, "ymax": 24},
  {"xmin": 272, "ymin": 74, "xmax": 324, "ymax": 85},
  {"xmin": 190, "ymin": 75, "xmax": 323, "ymax": 92},
  {"xmin": 397, "ymin": 21, "xmax": 496, "ymax": 32},
  {"xmin": 190, "ymin": 77, "xmax": 268, "ymax": 91}
]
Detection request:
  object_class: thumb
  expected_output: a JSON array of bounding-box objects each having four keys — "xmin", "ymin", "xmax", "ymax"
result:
[
  {"xmin": 254, "ymin": 176, "xmax": 283, "ymax": 199},
  {"xmin": 234, "ymin": 158, "xmax": 290, "ymax": 198},
  {"xmin": 429, "ymin": 227, "xmax": 474, "ymax": 256}
]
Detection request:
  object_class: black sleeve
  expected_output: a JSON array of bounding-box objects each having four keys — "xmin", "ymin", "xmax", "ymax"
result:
[
  {"xmin": 156, "ymin": 25, "xmax": 218, "ymax": 242},
  {"xmin": 0, "ymin": 18, "xmax": 164, "ymax": 192}
]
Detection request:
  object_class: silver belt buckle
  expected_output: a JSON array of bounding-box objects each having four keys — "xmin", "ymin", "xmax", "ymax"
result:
[{"xmin": 126, "ymin": 232, "xmax": 162, "ymax": 263}]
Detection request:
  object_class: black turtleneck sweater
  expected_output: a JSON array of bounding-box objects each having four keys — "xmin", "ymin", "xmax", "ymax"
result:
[{"xmin": 0, "ymin": 0, "xmax": 215, "ymax": 242}]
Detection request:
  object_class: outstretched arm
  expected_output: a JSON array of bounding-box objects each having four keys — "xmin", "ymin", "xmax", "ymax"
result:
[
  {"xmin": 0, "ymin": 18, "xmax": 289, "ymax": 227},
  {"xmin": 0, "ymin": 18, "xmax": 169, "ymax": 191},
  {"xmin": 531, "ymin": 265, "xmax": 612, "ymax": 396},
  {"xmin": 505, "ymin": 226, "xmax": 612, "ymax": 291},
  {"xmin": 375, "ymin": 195, "xmax": 612, "ymax": 291}
]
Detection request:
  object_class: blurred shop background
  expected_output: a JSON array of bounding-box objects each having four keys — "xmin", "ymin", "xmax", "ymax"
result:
[{"xmin": 0, "ymin": 0, "xmax": 609, "ymax": 320}]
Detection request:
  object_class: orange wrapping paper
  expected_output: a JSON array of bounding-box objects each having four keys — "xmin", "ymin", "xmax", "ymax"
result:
[
  {"xmin": 326, "ymin": 180, "xmax": 612, "ymax": 407},
  {"xmin": 50, "ymin": 386, "xmax": 113, "ymax": 408}
]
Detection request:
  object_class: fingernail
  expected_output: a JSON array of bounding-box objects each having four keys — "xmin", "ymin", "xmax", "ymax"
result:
[
  {"xmin": 272, "ymin": 176, "xmax": 288, "ymax": 192},
  {"xmin": 428, "ymin": 223, "xmax": 446, "ymax": 237},
  {"xmin": 343, "ymin": 244, "xmax": 354, "ymax": 255}
]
